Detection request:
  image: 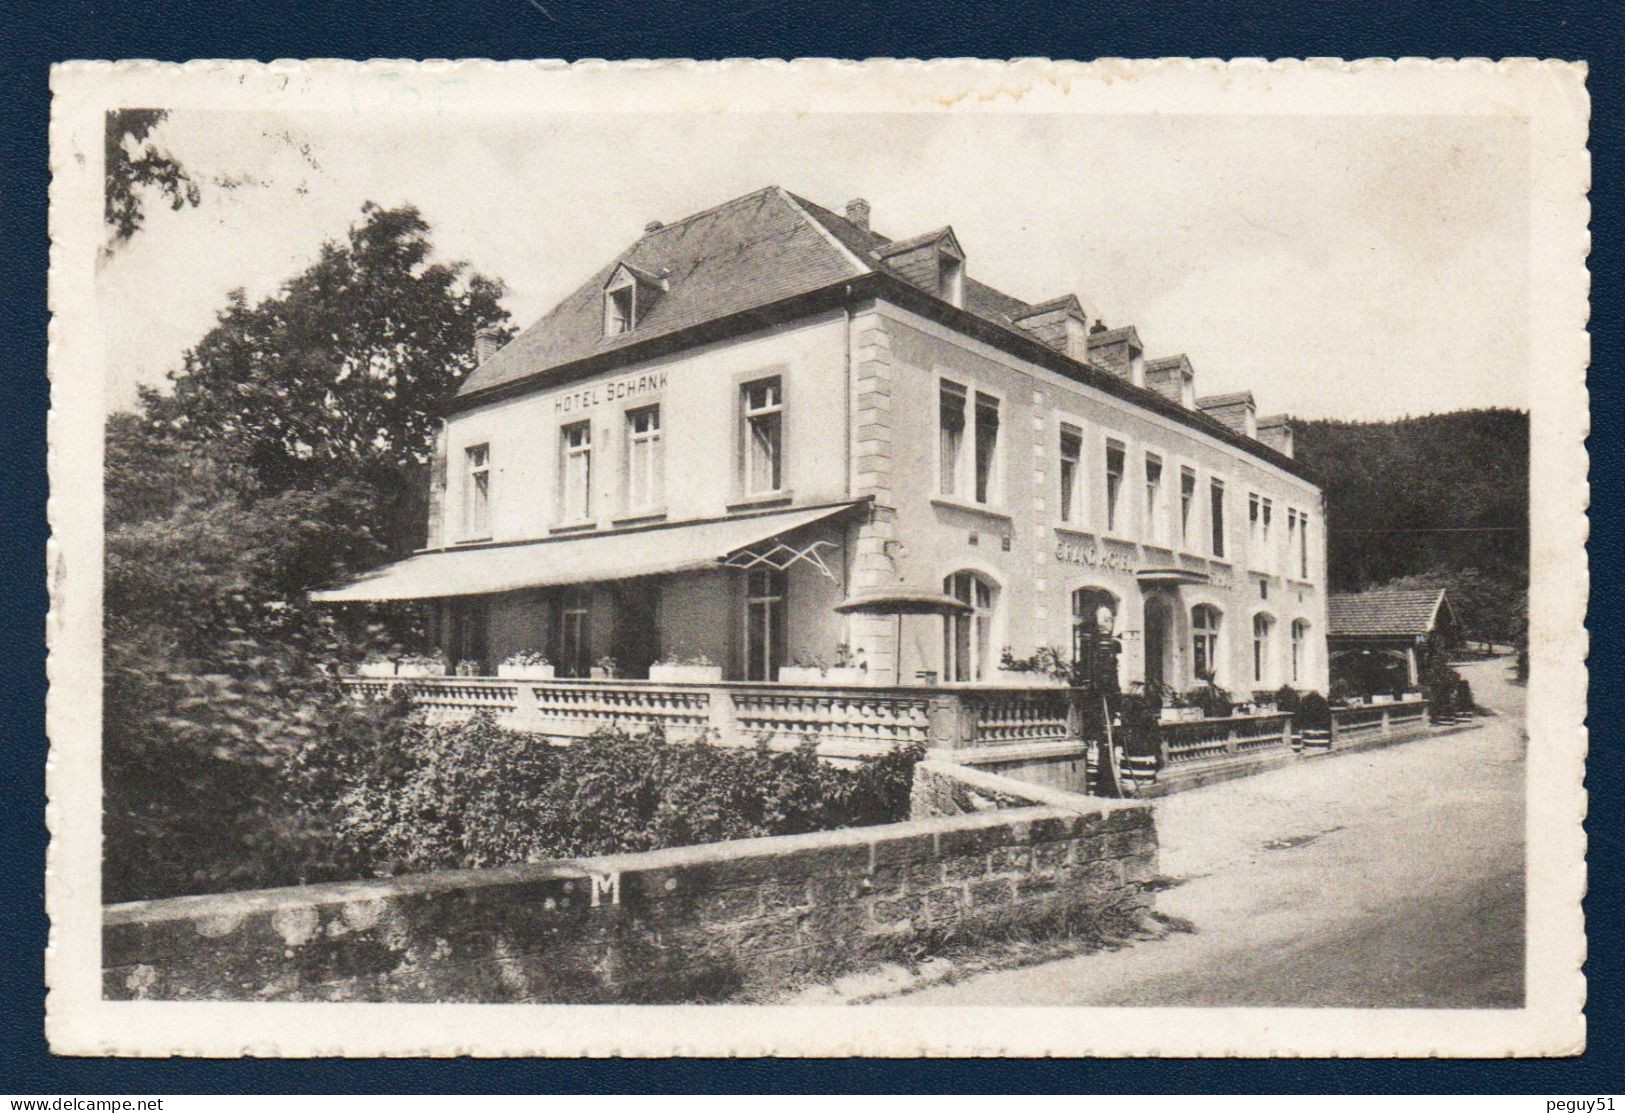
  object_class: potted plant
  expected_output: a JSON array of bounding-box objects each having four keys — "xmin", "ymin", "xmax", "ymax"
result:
[
  {"xmin": 1298, "ymin": 690, "xmax": 1332, "ymax": 752},
  {"xmin": 454, "ymin": 658, "xmax": 484, "ymax": 677},
  {"xmin": 395, "ymin": 651, "xmax": 449, "ymax": 678},
  {"xmin": 994, "ymin": 645, "xmax": 1071, "ymax": 687},
  {"xmin": 497, "ymin": 651, "xmax": 554, "ymax": 680},
  {"xmin": 1187, "ymin": 674, "xmax": 1233, "ymax": 719},
  {"xmin": 648, "ymin": 653, "xmax": 722, "ymax": 684},
  {"xmin": 356, "ymin": 652, "xmax": 397, "ymax": 678},
  {"xmin": 590, "ymin": 655, "xmax": 620, "ymax": 680},
  {"xmin": 779, "ymin": 644, "xmax": 871, "ymax": 686},
  {"xmin": 1273, "ymin": 685, "xmax": 1304, "ymax": 747}
]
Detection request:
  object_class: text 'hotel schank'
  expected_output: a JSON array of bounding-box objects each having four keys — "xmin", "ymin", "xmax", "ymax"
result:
[{"xmin": 316, "ymin": 188, "xmax": 1329, "ymax": 698}]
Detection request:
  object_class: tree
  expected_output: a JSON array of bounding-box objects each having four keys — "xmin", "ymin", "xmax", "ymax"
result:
[
  {"xmin": 104, "ymin": 109, "xmax": 201, "ymax": 249},
  {"xmin": 150, "ymin": 202, "xmax": 512, "ymax": 555}
]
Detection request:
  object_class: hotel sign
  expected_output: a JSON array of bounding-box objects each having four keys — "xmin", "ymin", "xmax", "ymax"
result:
[
  {"xmin": 554, "ymin": 370, "xmax": 668, "ymax": 415},
  {"xmin": 1055, "ymin": 539, "xmax": 1135, "ymax": 573}
]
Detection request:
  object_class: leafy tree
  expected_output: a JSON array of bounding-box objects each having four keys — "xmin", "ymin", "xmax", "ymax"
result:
[
  {"xmin": 104, "ymin": 109, "xmax": 200, "ymax": 248},
  {"xmin": 149, "ymin": 202, "xmax": 513, "ymax": 556}
]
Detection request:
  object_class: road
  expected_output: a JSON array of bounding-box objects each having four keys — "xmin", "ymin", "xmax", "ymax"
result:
[{"xmin": 900, "ymin": 656, "xmax": 1526, "ymax": 1007}]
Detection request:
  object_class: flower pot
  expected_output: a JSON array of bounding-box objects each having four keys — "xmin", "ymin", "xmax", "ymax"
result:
[
  {"xmin": 993, "ymin": 669, "xmax": 1066, "ymax": 687},
  {"xmin": 497, "ymin": 663, "xmax": 555, "ymax": 680},
  {"xmin": 395, "ymin": 662, "xmax": 446, "ymax": 678},
  {"xmin": 357, "ymin": 660, "xmax": 396, "ymax": 678},
  {"xmin": 1302, "ymin": 726, "xmax": 1332, "ymax": 753},
  {"xmin": 1371, "ymin": 694, "xmax": 1395, "ymax": 705},
  {"xmin": 778, "ymin": 666, "xmax": 871, "ymax": 685},
  {"xmin": 649, "ymin": 664, "xmax": 723, "ymax": 684}
]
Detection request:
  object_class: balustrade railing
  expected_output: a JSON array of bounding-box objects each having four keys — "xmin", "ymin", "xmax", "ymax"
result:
[
  {"xmin": 1158, "ymin": 712, "xmax": 1293, "ymax": 766},
  {"xmin": 1329, "ymin": 700, "xmax": 1430, "ymax": 746}
]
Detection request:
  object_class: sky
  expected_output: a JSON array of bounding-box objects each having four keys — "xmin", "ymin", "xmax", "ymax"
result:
[{"xmin": 98, "ymin": 108, "xmax": 1530, "ymax": 420}]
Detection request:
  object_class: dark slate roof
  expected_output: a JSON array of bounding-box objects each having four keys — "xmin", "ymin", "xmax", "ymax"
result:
[
  {"xmin": 1328, "ymin": 589, "xmax": 1449, "ymax": 638},
  {"xmin": 460, "ymin": 187, "xmax": 864, "ymax": 397},
  {"xmin": 1257, "ymin": 413, "xmax": 1291, "ymax": 428},
  {"xmin": 1146, "ymin": 354, "xmax": 1192, "ymax": 373},
  {"xmin": 1088, "ymin": 325, "xmax": 1142, "ymax": 348}
]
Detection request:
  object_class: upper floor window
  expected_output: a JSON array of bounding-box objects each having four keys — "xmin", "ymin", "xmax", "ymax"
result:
[
  {"xmin": 624, "ymin": 405, "xmax": 663, "ymax": 512},
  {"xmin": 559, "ymin": 421, "xmax": 592, "ymax": 522},
  {"xmin": 1144, "ymin": 453, "xmax": 1165, "ymax": 544},
  {"xmin": 1298, "ymin": 512, "xmax": 1311, "ymax": 579},
  {"xmin": 1058, "ymin": 423, "xmax": 1082, "ymax": 524},
  {"xmin": 741, "ymin": 377, "xmax": 783, "ymax": 495},
  {"xmin": 939, "ymin": 381, "xmax": 967, "ymax": 496},
  {"xmin": 1210, "ymin": 478, "xmax": 1227, "ymax": 559},
  {"xmin": 973, "ymin": 392, "xmax": 1000, "ymax": 504},
  {"xmin": 463, "ymin": 444, "xmax": 491, "ymax": 538},
  {"xmin": 1180, "ymin": 466, "xmax": 1197, "ymax": 548},
  {"xmin": 1104, "ymin": 439, "xmax": 1126, "ymax": 533}
]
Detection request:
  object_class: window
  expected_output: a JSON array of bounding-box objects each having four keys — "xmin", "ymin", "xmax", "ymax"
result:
[
  {"xmin": 1298, "ymin": 512, "xmax": 1311, "ymax": 579},
  {"xmin": 1252, "ymin": 613, "xmax": 1275, "ymax": 685},
  {"xmin": 944, "ymin": 571, "xmax": 996, "ymax": 682},
  {"xmin": 1209, "ymin": 478, "xmax": 1227, "ymax": 558},
  {"xmin": 973, "ymin": 392, "xmax": 1000, "ymax": 504},
  {"xmin": 1192, "ymin": 604, "xmax": 1222, "ymax": 684},
  {"xmin": 939, "ymin": 380, "xmax": 967, "ymax": 497},
  {"xmin": 1286, "ymin": 509, "xmax": 1299, "ymax": 576},
  {"xmin": 1058, "ymin": 424, "xmax": 1082, "ymax": 523},
  {"xmin": 463, "ymin": 444, "xmax": 491, "ymax": 538},
  {"xmin": 1180, "ymin": 466, "xmax": 1197, "ymax": 547},
  {"xmin": 1144, "ymin": 453, "xmax": 1164, "ymax": 543},
  {"xmin": 742, "ymin": 378, "xmax": 783, "ymax": 495},
  {"xmin": 606, "ymin": 284, "xmax": 635, "ymax": 335},
  {"xmin": 1248, "ymin": 493, "xmax": 1261, "ymax": 546},
  {"xmin": 744, "ymin": 568, "xmax": 787, "ymax": 681},
  {"xmin": 448, "ymin": 599, "xmax": 489, "ymax": 673},
  {"xmin": 624, "ymin": 405, "xmax": 663, "ymax": 512},
  {"xmin": 1104, "ymin": 439, "xmax": 1126, "ymax": 533},
  {"xmin": 555, "ymin": 589, "xmax": 592, "ymax": 677},
  {"xmin": 559, "ymin": 421, "xmax": 592, "ymax": 522},
  {"xmin": 1071, "ymin": 587, "xmax": 1119, "ymax": 666},
  {"xmin": 1291, "ymin": 619, "xmax": 1309, "ymax": 683}
]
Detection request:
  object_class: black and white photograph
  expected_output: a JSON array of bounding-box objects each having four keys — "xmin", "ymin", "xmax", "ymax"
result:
[{"xmin": 44, "ymin": 59, "xmax": 1588, "ymax": 1057}]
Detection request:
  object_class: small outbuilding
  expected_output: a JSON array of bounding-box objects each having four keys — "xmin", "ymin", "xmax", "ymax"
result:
[{"xmin": 1327, "ymin": 587, "xmax": 1462, "ymax": 694}]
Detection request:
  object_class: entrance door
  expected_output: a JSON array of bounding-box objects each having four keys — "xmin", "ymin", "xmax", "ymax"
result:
[
  {"xmin": 1143, "ymin": 594, "xmax": 1169, "ymax": 695},
  {"xmin": 612, "ymin": 579, "xmax": 662, "ymax": 679}
]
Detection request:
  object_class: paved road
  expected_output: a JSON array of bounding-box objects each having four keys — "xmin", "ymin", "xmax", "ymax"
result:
[{"xmin": 900, "ymin": 656, "xmax": 1526, "ymax": 1007}]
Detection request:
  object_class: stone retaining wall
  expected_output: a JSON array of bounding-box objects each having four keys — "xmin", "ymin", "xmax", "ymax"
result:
[{"xmin": 105, "ymin": 791, "xmax": 1155, "ymax": 1004}]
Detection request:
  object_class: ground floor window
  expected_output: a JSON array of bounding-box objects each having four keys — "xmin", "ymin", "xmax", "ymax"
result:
[
  {"xmin": 944, "ymin": 570, "xmax": 996, "ymax": 682},
  {"xmin": 1252, "ymin": 612, "xmax": 1275, "ymax": 686},
  {"xmin": 1291, "ymin": 618, "xmax": 1309, "ymax": 683},
  {"xmin": 1192, "ymin": 603, "xmax": 1222, "ymax": 684},
  {"xmin": 554, "ymin": 589, "xmax": 592, "ymax": 676},
  {"xmin": 448, "ymin": 598, "xmax": 489, "ymax": 673},
  {"xmin": 745, "ymin": 568, "xmax": 787, "ymax": 681}
]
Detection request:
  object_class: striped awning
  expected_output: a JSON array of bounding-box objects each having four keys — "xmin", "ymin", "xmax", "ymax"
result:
[{"xmin": 310, "ymin": 501, "xmax": 864, "ymax": 603}]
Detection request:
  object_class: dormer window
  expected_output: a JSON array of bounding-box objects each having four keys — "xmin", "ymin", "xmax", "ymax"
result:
[
  {"xmin": 938, "ymin": 252, "xmax": 964, "ymax": 306},
  {"xmin": 602, "ymin": 262, "xmax": 665, "ymax": 338},
  {"xmin": 607, "ymin": 285, "xmax": 635, "ymax": 335}
]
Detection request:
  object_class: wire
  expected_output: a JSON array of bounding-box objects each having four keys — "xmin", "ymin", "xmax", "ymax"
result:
[{"xmin": 1328, "ymin": 526, "xmax": 1524, "ymax": 534}]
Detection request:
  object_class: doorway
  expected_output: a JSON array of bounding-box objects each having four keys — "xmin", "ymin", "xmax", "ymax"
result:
[
  {"xmin": 612, "ymin": 579, "xmax": 662, "ymax": 679},
  {"xmin": 1143, "ymin": 593, "xmax": 1172, "ymax": 696}
]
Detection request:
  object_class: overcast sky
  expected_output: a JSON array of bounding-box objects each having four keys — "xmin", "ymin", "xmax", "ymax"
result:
[{"xmin": 99, "ymin": 108, "xmax": 1529, "ymax": 420}]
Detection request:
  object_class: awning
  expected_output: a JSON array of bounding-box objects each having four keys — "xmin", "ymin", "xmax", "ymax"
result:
[
  {"xmin": 1136, "ymin": 567, "xmax": 1211, "ymax": 587},
  {"xmin": 310, "ymin": 501, "xmax": 864, "ymax": 603}
]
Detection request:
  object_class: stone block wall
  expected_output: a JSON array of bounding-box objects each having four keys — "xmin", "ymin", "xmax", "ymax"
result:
[{"xmin": 104, "ymin": 796, "xmax": 1155, "ymax": 1004}]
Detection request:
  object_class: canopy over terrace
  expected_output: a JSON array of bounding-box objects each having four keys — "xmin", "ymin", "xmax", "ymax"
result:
[{"xmin": 309, "ymin": 500, "xmax": 867, "ymax": 603}]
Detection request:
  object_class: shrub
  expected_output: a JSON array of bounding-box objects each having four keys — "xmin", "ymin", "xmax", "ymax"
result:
[
  {"xmin": 1184, "ymin": 683, "xmax": 1233, "ymax": 719},
  {"xmin": 1273, "ymin": 685, "xmax": 1302, "ymax": 717},
  {"xmin": 298, "ymin": 718, "xmax": 926, "ymax": 877},
  {"xmin": 1296, "ymin": 691, "xmax": 1331, "ymax": 732}
]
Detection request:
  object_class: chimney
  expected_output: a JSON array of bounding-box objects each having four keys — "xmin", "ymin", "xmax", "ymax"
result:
[
  {"xmin": 1086, "ymin": 325, "xmax": 1144, "ymax": 386},
  {"xmin": 1257, "ymin": 414, "xmax": 1294, "ymax": 457},
  {"xmin": 474, "ymin": 327, "xmax": 501, "ymax": 365},
  {"xmin": 1197, "ymin": 392, "xmax": 1258, "ymax": 439},
  {"xmin": 1145, "ymin": 355, "xmax": 1196, "ymax": 408},
  {"xmin": 845, "ymin": 197, "xmax": 871, "ymax": 232},
  {"xmin": 1013, "ymin": 296, "xmax": 1091, "ymax": 360}
]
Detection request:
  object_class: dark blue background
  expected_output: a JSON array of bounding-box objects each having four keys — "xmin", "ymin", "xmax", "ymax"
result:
[{"xmin": 4, "ymin": 0, "xmax": 1616, "ymax": 1093}]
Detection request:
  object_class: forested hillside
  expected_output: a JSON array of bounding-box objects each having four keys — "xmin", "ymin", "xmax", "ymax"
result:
[{"xmin": 1292, "ymin": 409, "xmax": 1529, "ymax": 644}]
